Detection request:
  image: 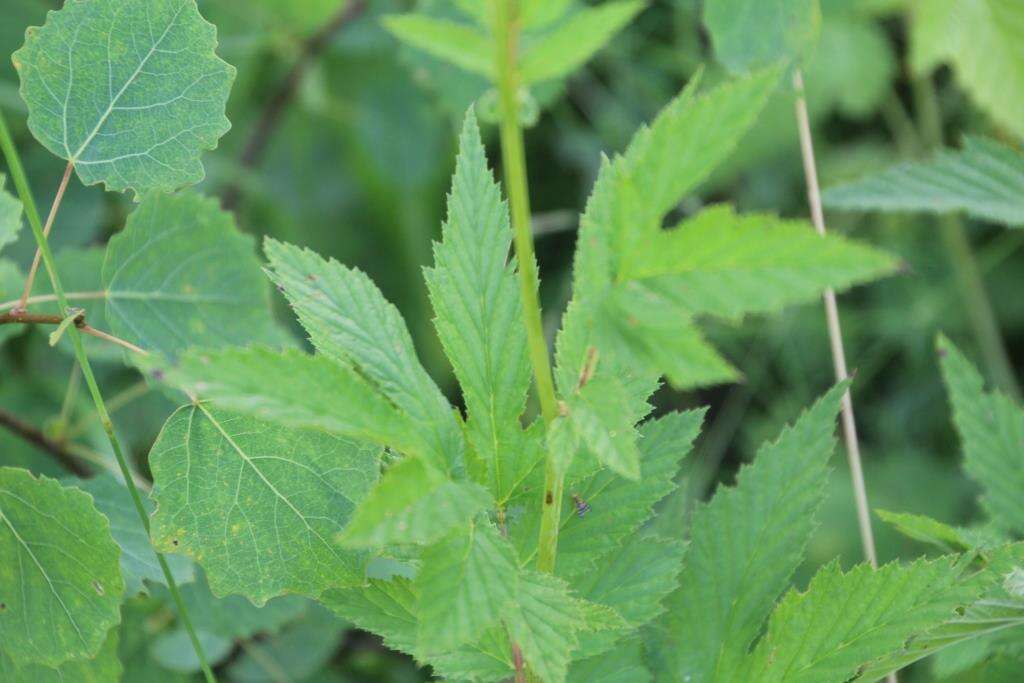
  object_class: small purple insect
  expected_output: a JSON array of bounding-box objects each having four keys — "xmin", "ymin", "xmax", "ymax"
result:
[{"xmin": 571, "ymin": 493, "xmax": 591, "ymax": 518}]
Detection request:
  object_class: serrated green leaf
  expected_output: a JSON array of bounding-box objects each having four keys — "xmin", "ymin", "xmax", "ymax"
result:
[
  {"xmin": 876, "ymin": 509, "xmax": 1004, "ymax": 554},
  {"xmin": 0, "ymin": 627, "xmax": 120, "ymax": 683},
  {"xmin": 13, "ymin": 0, "xmax": 234, "ymax": 195},
  {"xmin": 0, "ymin": 467, "xmax": 124, "ymax": 668},
  {"xmin": 148, "ymin": 403, "xmax": 378, "ymax": 603},
  {"xmin": 424, "ymin": 109, "xmax": 531, "ymax": 499},
  {"xmin": 506, "ymin": 570, "xmax": 583, "ymax": 683},
  {"xmin": 658, "ymin": 385, "xmax": 844, "ymax": 681},
  {"xmin": 568, "ymin": 637, "xmax": 652, "ymax": 683},
  {"xmin": 103, "ymin": 192, "xmax": 280, "ymax": 360},
  {"xmin": 910, "ymin": 0, "xmax": 1024, "ymax": 141},
  {"xmin": 65, "ymin": 473, "xmax": 193, "ymax": 597},
  {"xmin": 320, "ymin": 577, "xmax": 418, "ymax": 655},
  {"xmin": 415, "ymin": 519, "xmax": 517, "ymax": 653},
  {"xmin": 938, "ymin": 335, "xmax": 1024, "ymax": 535},
  {"xmin": 382, "ymin": 14, "xmax": 493, "ymax": 78},
  {"xmin": 340, "ymin": 456, "xmax": 493, "ymax": 548},
  {"xmin": 0, "ymin": 175, "xmax": 21, "ymax": 255},
  {"xmin": 225, "ymin": 604, "xmax": 346, "ymax": 683},
  {"xmin": 738, "ymin": 557, "xmax": 974, "ymax": 683},
  {"xmin": 704, "ymin": 0, "xmax": 821, "ymax": 73},
  {"xmin": 823, "ymin": 137, "xmax": 1024, "ymax": 227},
  {"xmin": 519, "ymin": 1, "xmax": 644, "ymax": 85},
  {"xmin": 266, "ymin": 237, "xmax": 462, "ymax": 475},
  {"xmin": 565, "ymin": 373, "xmax": 641, "ymax": 479},
  {"xmin": 158, "ymin": 347, "xmax": 422, "ymax": 455}
]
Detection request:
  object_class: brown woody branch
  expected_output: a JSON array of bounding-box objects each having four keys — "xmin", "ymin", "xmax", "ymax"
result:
[
  {"xmin": 0, "ymin": 408, "xmax": 90, "ymax": 477},
  {"xmin": 0, "ymin": 309, "xmax": 147, "ymax": 355}
]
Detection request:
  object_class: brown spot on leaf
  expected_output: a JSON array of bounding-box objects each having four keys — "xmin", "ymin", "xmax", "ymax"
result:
[
  {"xmin": 545, "ymin": 491, "xmax": 553, "ymax": 505},
  {"xmin": 172, "ymin": 538, "xmax": 179, "ymax": 547}
]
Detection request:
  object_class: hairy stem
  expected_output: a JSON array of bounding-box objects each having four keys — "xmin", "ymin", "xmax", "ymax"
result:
[
  {"xmin": 0, "ymin": 110, "xmax": 218, "ymax": 683},
  {"xmin": 792, "ymin": 70, "xmax": 884, "ymax": 569},
  {"xmin": 494, "ymin": 0, "xmax": 562, "ymax": 575},
  {"xmin": 15, "ymin": 160, "xmax": 72, "ymax": 312}
]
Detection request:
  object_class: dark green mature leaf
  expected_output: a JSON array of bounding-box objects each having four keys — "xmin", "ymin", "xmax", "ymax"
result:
[
  {"xmin": 226, "ymin": 604, "xmax": 346, "ymax": 683},
  {"xmin": 506, "ymin": 571, "xmax": 583, "ymax": 683},
  {"xmin": 0, "ymin": 628, "xmax": 120, "ymax": 683},
  {"xmin": 66, "ymin": 473, "xmax": 193, "ymax": 596},
  {"xmin": 0, "ymin": 467, "xmax": 124, "ymax": 668},
  {"xmin": 340, "ymin": 457, "xmax": 493, "ymax": 548},
  {"xmin": 737, "ymin": 557, "xmax": 976, "ymax": 683},
  {"xmin": 0, "ymin": 175, "xmax": 21, "ymax": 254},
  {"xmin": 266, "ymin": 237, "xmax": 463, "ymax": 475},
  {"xmin": 149, "ymin": 404, "xmax": 378, "ymax": 603},
  {"xmin": 159, "ymin": 347, "xmax": 422, "ymax": 455},
  {"xmin": 103, "ymin": 192, "xmax": 280, "ymax": 360},
  {"xmin": 424, "ymin": 110, "xmax": 531, "ymax": 501},
  {"xmin": 13, "ymin": 0, "xmax": 234, "ymax": 194},
  {"xmin": 704, "ymin": 0, "xmax": 821, "ymax": 73},
  {"xmin": 938, "ymin": 335, "xmax": 1024, "ymax": 535},
  {"xmin": 519, "ymin": 1, "xmax": 644, "ymax": 85},
  {"xmin": 657, "ymin": 385, "xmax": 844, "ymax": 681},
  {"xmin": 823, "ymin": 137, "xmax": 1024, "ymax": 227},
  {"xmin": 415, "ymin": 519, "xmax": 517, "ymax": 653}
]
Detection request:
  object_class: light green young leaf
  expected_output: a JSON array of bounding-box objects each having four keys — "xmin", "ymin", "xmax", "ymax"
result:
[
  {"xmin": 0, "ymin": 175, "xmax": 21, "ymax": 255},
  {"xmin": 424, "ymin": 109, "xmax": 531, "ymax": 500},
  {"xmin": 506, "ymin": 570, "xmax": 583, "ymax": 683},
  {"xmin": 938, "ymin": 335, "xmax": 1024, "ymax": 535},
  {"xmin": 876, "ymin": 509, "xmax": 1005, "ymax": 554},
  {"xmin": 66, "ymin": 473, "xmax": 193, "ymax": 597},
  {"xmin": 13, "ymin": 0, "xmax": 234, "ymax": 195},
  {"xmin": 104, "ymin": 193, "xmax": 280, "ymax": 360},
  {"xmin": 565, "ymin": 373, "xmax": 641, "ymax": 480},
  {"xmin": 415, "ymin": 519, "xmax": 518, "ymax": 653},
  {"xmin": 382, "ymin": 14, "xmax": 493, "ymax": 78},
  {"xmin": 657, "ymin": 385, "xmax": 844, "ymax": 681},
  {"xmin": 340, "ymin": 457, "xmax": 493, "ymax": 548},
  {"xmin": 159, "ymin": 347, "xmax": 422, "ymax": 456},
  {"xmin": 148, "ymin": 404, "xmax": 378, "ymax": 603},
  {"xmin": 0, "ymin": 468, "xmax": 124, "ymax": 668},
  {"xmin": 739, "ymin": 557, "xmax": 976, "ymax": 683},
  {"xmin": 0, "ymin": 628, "xmax": 120, "ymax": 683},
  {"xmin": 266, "ymin": 237, "xmax": 462, "ymax": 475},
  {"xmin": 823, "ymin": 137, "xmax": 1024, "ymax": 227},
  {"xmin": 910, "ymin": 0, "xmax": 1024, "ymax": 141},
  {"xmin": 225, "ymin": 605, "xmax": 346, "ymax": 683},
  {"xmin": 704, "ymin": 0, "xmax": 821, "ymax": 73},
  {"xmin": 519, "ymin": 1, "xmax": 644, "ymax": 85}
]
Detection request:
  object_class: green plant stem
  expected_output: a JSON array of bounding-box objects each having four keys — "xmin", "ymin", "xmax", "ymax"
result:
[
  {"xmin": 493, "ymin": 0, "xmax": 563, "ymax": 577},
  {"xmin": 0, "ymin": 110, "xmax": 218, "ymax": 683},
  {"xmin": 911, "ymin": 77, "xmax": 1021, "ymax": 401}
]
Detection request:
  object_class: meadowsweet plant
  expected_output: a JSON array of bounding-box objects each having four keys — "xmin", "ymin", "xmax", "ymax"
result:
[{"xmin": 1, "ymin": 1, "xmax": 1024, "ymax": 682}]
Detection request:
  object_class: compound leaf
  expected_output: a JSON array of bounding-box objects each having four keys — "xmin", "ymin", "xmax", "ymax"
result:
[
  {"xmin": 823, "ymin": 137, "xmax": 1024, "ymax": 227},
  {"xmin": 149, "ymin": 404, "xmax": 379, "ymax": 604},
  {"xmin": 938, "ymin": 335, "xmax": 1024, "ymax": 535},
  {"xmin": 103, "ymin": 193, "xmax": 280, "ymax": 360},
  {"xmin": 657, "ymin": 385, "xmax": 844, "ymax": 681},
  {"xmin": 565, "ymin": 373, "xmax": 641, "ymax": 480},
  {"xmin": 13, "ymin": 0, "xmax": 234, "ymax": 195},
  {"xmin": 506, "ymin": 570, "xmax": 582, "ymax": 683},
  {"xmin": 0, "ymin": 467, "xmax": 124, "ymax": 668},
  {"xmin": 320, "ymin": 577, "xmax": 418, "ymax": 655}
]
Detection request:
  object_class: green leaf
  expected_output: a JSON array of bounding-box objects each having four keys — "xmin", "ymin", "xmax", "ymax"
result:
[
  {"xmin": 382, "ymin": 14, "xmax": 493, "ymax": 79},
  {"xmin": 519, "ymin": 1, "xmax": 644, "ymax": 85},
  {"xmin": 340, "ymin": 456, "xmax": 493, "ymax": 548},
  {"xmin": 568, "ymin": 637, "xmax": 651, "ymax": 683},
  {"xmin": 103, "ymin": 193, "xmax": 280, "ymax": 360},
  {"xmin": 938, "ymin": 335, "xmax": 1024, "ymax": 535},
  {"xmin": 150, "ymin": 627, "xmax": 232, "ymax": 673},
  {"xmin": 320, "ymin": 577, "xmax": 418, "ymax": 655},
  {"xmin": 424, "ymin": 109, "xmax": 531, "ymax": 500},
  {"xmin": 739, "ymin": 557, "xmax": 977, "ymax": 683},
  {"xmin": 415, "ymin": 519, "xmax": 517, "ymax": 653},
  {"xmin": 265, "ymin": 237, "xmax": 462, "ymax": 475},
  {"xmin": 704, "ymin": 0, "xmax": 821, "ymax": 73},
  {"xmin": 565, "ymin": 373, "xmax": 641, "ymax": 480},
  {"xmin": 148, "ymin": 403, "xmax": 378, "ymax": 603},
  {"xmin": 13, "ymin": 0, "xmax": 234, "ymax": 195},
  {"xmin": 0, "ymin": 628, "xmax": 121, "ymax": 683},
  {"xmin": 0, "ymin": 259, "xmax": 25, "ymax": 346},
  {"xmin": 158, "ymin": 347, "xmax": 422, "ymax": 455},
  {"xmin": 0, "ymin": 467, "xmax": 124, "ymax": 668},
  {"xmin": 225, "ymin": 605, "xmax": 346, "ymax": 683},
  {"xmin": 876, "ymin": 509, "xmax": 1004, "ymax": 554},
  {"xmin": 823, "ymin": 137, "xmax": 1024, "ymax": 227},
  {"xmin": 65, "ymin": 473, "xmax": 193, "ymax": 596},
  {"xmin": 506, "ymin": 570, "xmax": 583, "ymax": 683},
  {"xmin": 657, "ymin": 385, "xmax": 844, "ymax": 681},
  {"xmin": 0, "ymin": 175, "xmax": 21, "ymax": 255},
  {"xmin": 910, "ymin": 0, "xmax": 1024, "ymax": 141}
]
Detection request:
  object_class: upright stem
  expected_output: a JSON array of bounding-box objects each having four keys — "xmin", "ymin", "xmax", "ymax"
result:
[
  {"xmin": 15, "ymin": 160, "xmax": 72, "ymax": 312},
  {"xmin": 792, "ymin": 70, "xmax": 882, "ymax": 570},
  {"xmin": 0, "ymin": 110, "xmax": 218, "ymax": 683},
  {"xmin": 493, "ymin": 0, "xmax": 563, "ymax": 574}
]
